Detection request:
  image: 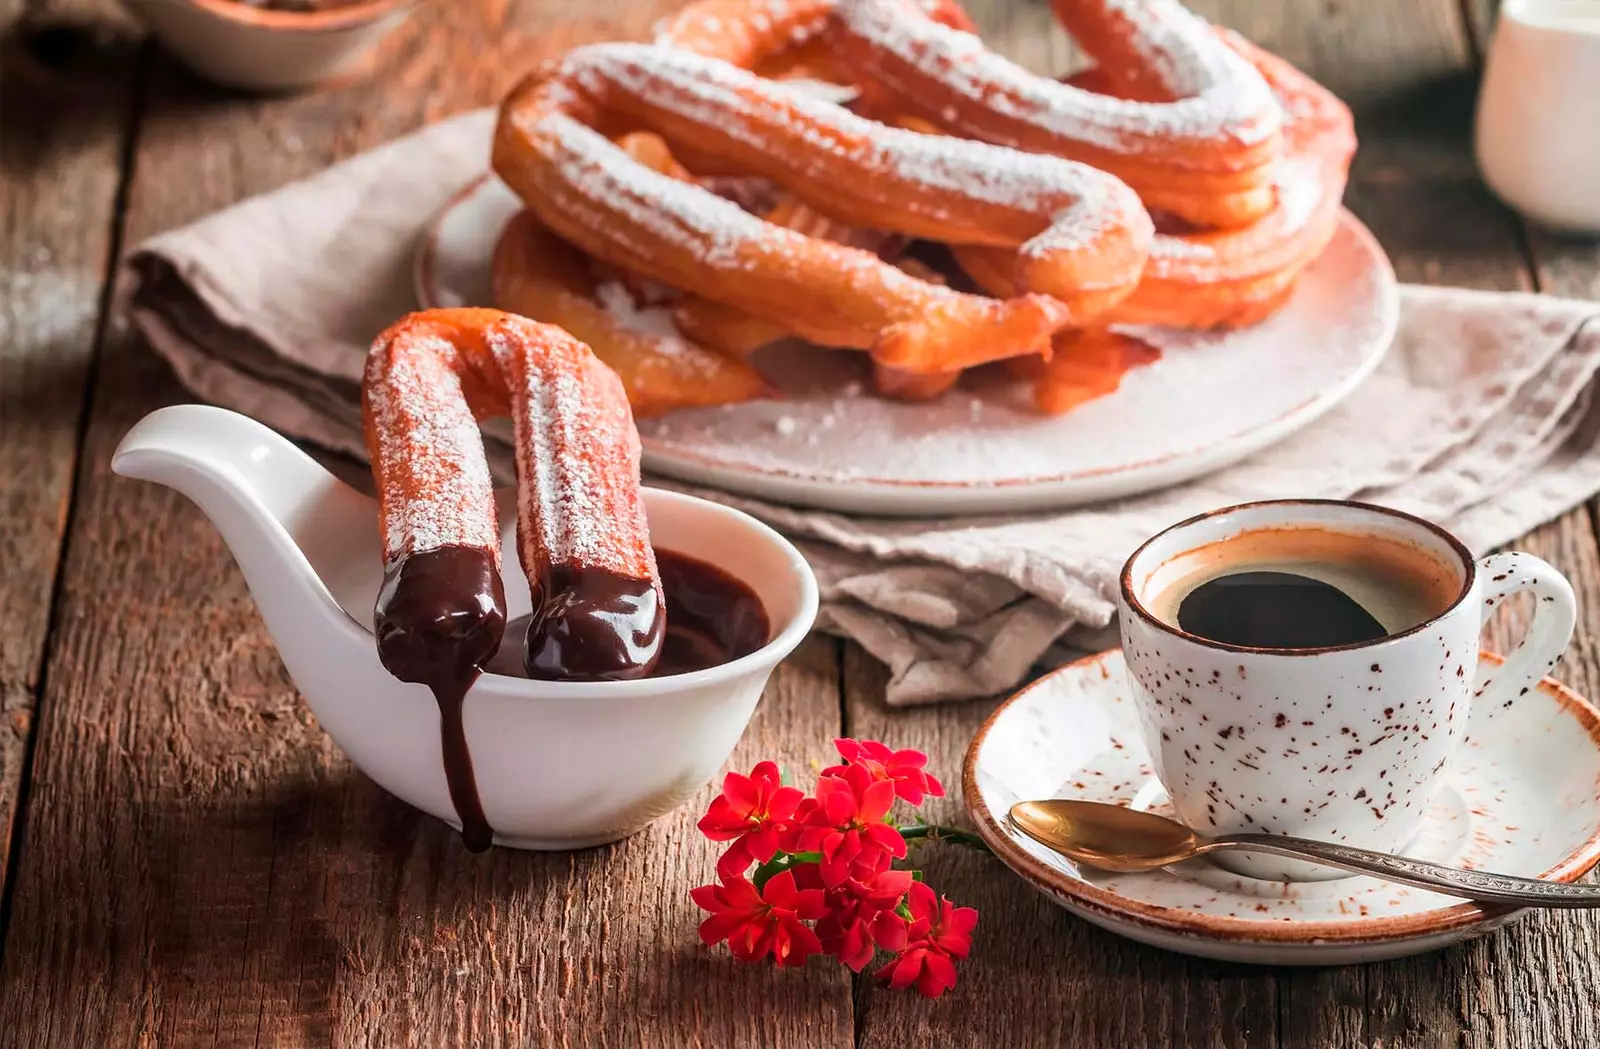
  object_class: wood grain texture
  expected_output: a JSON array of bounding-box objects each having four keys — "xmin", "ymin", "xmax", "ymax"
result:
[
  {"xmin": 1, "ymin": 0, "xmax": 1598, "ymax": 1045},
  {"xmin": 0, "ymin": 0, "xmax": 142, "ymax": 908},
  {"xmin": 0, "ymin": 2, "xmax": 853, "ymax": 1046}
]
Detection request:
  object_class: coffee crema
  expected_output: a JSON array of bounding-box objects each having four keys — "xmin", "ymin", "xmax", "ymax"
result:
[{"xmin": 1144, "ymin": 526, "xmax": 1463, "ymax": 650}]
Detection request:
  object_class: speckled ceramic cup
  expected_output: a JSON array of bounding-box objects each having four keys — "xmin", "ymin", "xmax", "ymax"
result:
[{"xmin": 1120, "ymin": 500, "xmax": 1576, "ymax": 881}]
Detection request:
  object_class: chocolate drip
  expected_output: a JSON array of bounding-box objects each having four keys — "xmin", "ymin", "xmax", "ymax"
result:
[
  {"xmin": 374, "ymin": 545, "xmax": 507, "ymax": 853},
  {"xmin": 524, "ymin": 566, "xmax": 665, "ymax": 681}
]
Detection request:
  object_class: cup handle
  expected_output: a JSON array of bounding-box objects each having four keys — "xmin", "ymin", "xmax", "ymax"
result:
[{"xmin": 1475, "ymin": 552, "xmax": 1577, "ymax": 708}]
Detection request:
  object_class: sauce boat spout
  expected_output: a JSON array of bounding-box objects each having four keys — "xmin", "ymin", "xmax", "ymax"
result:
[{"xmin": 111, "ymin": 405, "xmax": 374, "ymax": 668}]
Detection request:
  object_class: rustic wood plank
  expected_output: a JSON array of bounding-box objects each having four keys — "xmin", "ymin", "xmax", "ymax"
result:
[
  {"xmin": 0, "ymin": 2, "xmax": 853, "ymax": 1045},
  {"xmin": 0, "ymin": 0, "xmax": 142, "ymax": 920}
]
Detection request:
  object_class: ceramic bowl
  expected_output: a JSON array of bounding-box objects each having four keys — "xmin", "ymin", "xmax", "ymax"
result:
[
  {"xmin": 111, "ymin": 404, "xmax": 820, "ymax": 849},
  {"xmin": 120, "ymin": 0, "xmax": 415, "ymax": 91}
]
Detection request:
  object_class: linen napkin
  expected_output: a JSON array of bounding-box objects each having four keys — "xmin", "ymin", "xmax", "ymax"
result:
[{"xmin": 121, "ymin": 110, "xmax": 1600, "ymax": 705}]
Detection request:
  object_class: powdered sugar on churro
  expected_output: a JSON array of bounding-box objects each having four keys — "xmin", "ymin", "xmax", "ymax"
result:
[
  {"xmin": 570, "ymin": 42, "xmax": 1139, "ymax": 254},
  {"xmin": 539, "ymin": 41, "xmax": 1149, "ymax": 279},
  {"xmin": 595, "ymin": 280, "xmax": 682, "ymax": 340},
  {"xmin": 483, "ymin": 322, "xmax": 651, "ymax": 576},
  {"xmin": 530, "ymin": 111, "xmax": 803, "ymax": 272},
  {"xmin": 1147, "ymin": 158, "xmax": 1330, "ymax": 270},
  {"xmin": 365, "ymin": 314, "xmax": 653, "ymax": 586},
  {"xmin": 364, "ymin": 333, "xmax": 500, "ymax": 559},
  {"xmin": 832, "ymin": 0, "xmax": 1280, "ymax": 154}
]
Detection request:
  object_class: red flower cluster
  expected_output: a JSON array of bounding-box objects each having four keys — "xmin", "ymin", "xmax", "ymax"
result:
[{"xmin": 691, "ymin": 739, "xmax": 978, "ymax": 998}]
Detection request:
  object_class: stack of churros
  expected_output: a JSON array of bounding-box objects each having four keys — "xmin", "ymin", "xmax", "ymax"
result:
[{"xmin": 487, "ymin": 0, "xmax": 1355, "ymax": 417}]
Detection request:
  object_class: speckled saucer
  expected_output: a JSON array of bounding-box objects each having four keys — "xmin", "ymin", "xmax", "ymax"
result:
[{"xmin": 963, "ymin": 649, "xmax": 1600, "ymax": 965}]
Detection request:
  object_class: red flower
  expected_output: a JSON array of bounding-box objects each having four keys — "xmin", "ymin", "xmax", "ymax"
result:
[
  {"xmin": 802, "ymin": 866, "xmax": 913, "ymax": 972},
  {"xmin": 789, "ymin": 763, "xmax": 907, "ymax": 886},
  {"xmin": 875, "ymin": 882, "xmax": 978, "ymax": 999},
  {"xmin": 691, "ymin": 870, "xmax": 828, "ymax": 967},
  {"xmin": 825, "ymin": 738, "xmax": 945, "ymax": 806},
  {"xmin": 698, "ymin": 760, "xmax": 804, "ymax": 879}
]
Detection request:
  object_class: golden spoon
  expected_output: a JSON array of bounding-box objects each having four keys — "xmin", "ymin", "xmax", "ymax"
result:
[{"xmin": 1008, "ymin": 799, "xmax": 1600, "ymax": 907}]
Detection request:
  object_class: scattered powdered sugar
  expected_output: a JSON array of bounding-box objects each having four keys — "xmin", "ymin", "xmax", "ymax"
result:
[
  {"xmin": 775, "ymin": 415, "xmax": 798, "ymax": 436},
  {"xmin": 595, "ymin": 279, "xmax": 680, "ymax": 339},
  {"xmin": 592, "ymin": 279, "xmax": 765, "ymax": 381},
  {"xmin": 833, "ymin": 0, "xmax": 1280, "ymax": 155},
  {"xmin": 1272, "ymin": 158, "xmax": 1325, "ymax": 234}
]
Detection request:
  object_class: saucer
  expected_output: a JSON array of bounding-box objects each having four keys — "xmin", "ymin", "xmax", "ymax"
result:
[
  {"xmin": 963, "ymin": 649, "xmax": 1600, "ymax": 966},
  {"xmin": 416, "ymin": 175, "xmax": 1400, "ymax": 517}
]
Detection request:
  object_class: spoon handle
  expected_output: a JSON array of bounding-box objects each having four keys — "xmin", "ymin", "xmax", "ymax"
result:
[{"xmin": 1206, "ymin": 835, "xmax": 1600, "ymax": 907}]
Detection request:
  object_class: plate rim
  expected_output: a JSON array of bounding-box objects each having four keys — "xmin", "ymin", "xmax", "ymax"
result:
[
  {"xmin": 961, "ymin": 648, "xmax": 1600, "ymax": 947},
  {"xmin": 418, "ymin": 175, "xmax": 1401, "ymax": 514}
]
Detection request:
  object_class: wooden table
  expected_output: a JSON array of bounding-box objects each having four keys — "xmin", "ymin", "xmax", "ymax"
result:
[{"xmin": 2, "ymin": 1, "xmax": 1598, "ymax": 1045}]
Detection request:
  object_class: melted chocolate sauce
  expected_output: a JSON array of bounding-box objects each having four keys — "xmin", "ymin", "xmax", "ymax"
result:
[
  {"xmin": 523, "ymin": 566, "xmax": 664, "ymax": 682},
  {"xmin": 491, "ymin": 550, "xmax": 770, "ymax": 678},
  {"xmin": 615, "ymin": 550, "xmax": 769, "ymax": 677},
  {"xmin": 375, "ymin": 547, "xmax": 767, "ymax": 852}
]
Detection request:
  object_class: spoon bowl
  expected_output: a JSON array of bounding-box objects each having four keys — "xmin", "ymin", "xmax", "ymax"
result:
[{"xmin": 1009, "ymin": 800, "xmax": 1199, "ymax": 872}]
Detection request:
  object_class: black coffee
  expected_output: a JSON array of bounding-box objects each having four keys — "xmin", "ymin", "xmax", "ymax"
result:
[
  {"xmin": 1176, "ymin": 570, "xmax": 1389, "ymax": 649},
  {"xmin": 1146, "ymin": 526, "xmax": 1462, "ymax": 651}
]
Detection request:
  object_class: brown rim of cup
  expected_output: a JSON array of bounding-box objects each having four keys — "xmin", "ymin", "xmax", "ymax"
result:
[
  {"xmin": 180, "ymin": 0, "xmax": 416, "ymax": 34},
  {"xmin": 1119, "ymin": 498, "xmax": 1479, "ymax": 657}
]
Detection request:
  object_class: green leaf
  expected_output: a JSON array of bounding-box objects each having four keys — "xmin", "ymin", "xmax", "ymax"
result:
[{"xmin": 750, "ymin": 854, "xmax": 790, "ymax": 891}]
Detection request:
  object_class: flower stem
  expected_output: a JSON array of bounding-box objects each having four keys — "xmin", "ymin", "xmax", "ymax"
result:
[{"xmin": 898, "ymin": 824, "xmax": 992, "ymax": 854}]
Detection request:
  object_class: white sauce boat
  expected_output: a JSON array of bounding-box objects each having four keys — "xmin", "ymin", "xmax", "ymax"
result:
[{"xmin": 112, "ymin": 405, "xmax": 819, "ymax": 849}]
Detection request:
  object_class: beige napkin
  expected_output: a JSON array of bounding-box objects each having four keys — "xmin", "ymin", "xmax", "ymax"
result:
[{"xmin": 121, "ymin": 110, "xmax": 1600, "ymax": 705}]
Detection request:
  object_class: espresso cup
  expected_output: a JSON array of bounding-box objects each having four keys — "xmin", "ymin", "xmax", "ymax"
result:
[{"xmin": 1118, "ymin": 500, "xmax": 1577, "ymax": 881}]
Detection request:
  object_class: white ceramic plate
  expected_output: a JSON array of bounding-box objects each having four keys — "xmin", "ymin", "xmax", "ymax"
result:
[
  {"xmin": 418, "ymin": 177, "xmax": 1400, "ymax": 516},
  {"xmin": 962, "ymin": 649, "xmax": 1600, "ymax": 966}
]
